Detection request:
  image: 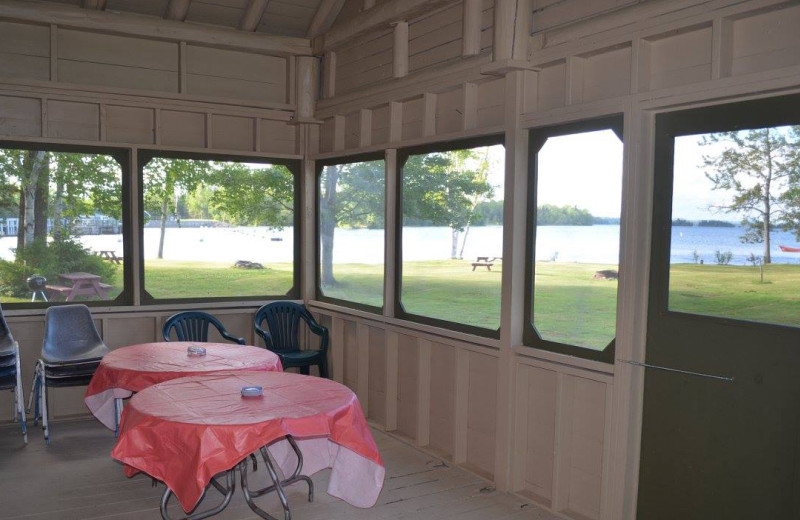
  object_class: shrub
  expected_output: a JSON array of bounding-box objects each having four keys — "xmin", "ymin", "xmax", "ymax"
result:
[
  {"xmin": 714, "ymin": 250, "xmax": 733, "ymax": 265},
  {"xmin": 0, "ymin": 234, "xmax": 117, "ymax": 298}
]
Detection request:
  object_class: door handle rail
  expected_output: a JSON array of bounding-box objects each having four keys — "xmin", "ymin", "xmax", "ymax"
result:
[{"xmin": 618, "ymin": 359, "xmax": 734, "ymax": 383}]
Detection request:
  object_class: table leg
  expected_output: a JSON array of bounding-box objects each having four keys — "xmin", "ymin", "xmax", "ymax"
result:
[
  {"xmin": 159, "ymin": 469, "xmax": 236, "ymax": 520},
  {"xmin": 240, "ymin": 436, "xmax": 314, "ymax": 520}
]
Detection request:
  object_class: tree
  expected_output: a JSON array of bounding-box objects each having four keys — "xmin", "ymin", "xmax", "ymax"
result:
[
  {"xmin": 319, "ymin": 161, "xmax": 385, "ymax": 286},
  {"xmin": 143, "ymin": 158, "xmax": 210, "ymax": 259},
  {"xmin": 208, "ymin": 163, "xmax": 294, "ymax": 226},
  {"xmin": 702, "ymin": 127, "xmax": 800, "ymax": 263},
  {"xmin": 403, "ymin": 149, "xmax": 494, "ymax": 259}
]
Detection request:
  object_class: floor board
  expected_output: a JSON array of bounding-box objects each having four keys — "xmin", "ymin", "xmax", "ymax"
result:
[{"xmin": 0, "ymin": 419, "xmax": 560, "ymax": 520}]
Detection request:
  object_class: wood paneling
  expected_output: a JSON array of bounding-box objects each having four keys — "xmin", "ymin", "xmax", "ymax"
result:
[
  {"xmin": 0, "ymin": 21, "xmax": 50, "ymax": 82},
  {"xmin": 0, "ymin": 96, "xmax": 42, "ymax": 137},
  {"xmin": 185, "ymin": 45, "xmax": 287, "ymax": 103},
  {"xmin": 435, "ymin": 87, "xmax": 463, "ymax": 135},
  {"xmin": 367, "ymin": 326, "xmax": 386, "ymax": 425},
  {"xmin": 731, "ymin": 4, "xmax": 800, "ymax": 76},
  {"xmin": 160, "ymin": 110, "xmax": 206, "ymax": 148},
  {"xmin": 466, "ymin": 350, "xmax": 497, "ymax": 478},
  {"xmin": 211, "ymin": 114, "xmax": 254, "ymax": 151},
  {"xmin": 428, "ymin": 341, "xmax": 456, "ymax": 457},
  {"xmin": 643, "ymin": 24, "xmax": 713, "ymax": 91},
  {"xmin": 396, "ymin": 333, "xmax": 418, "ymax": 439},
  {"xmin": 106, "ymin": 105, "xmax": 155, "ymax": 144},
  {"xmin": 46, "ymin": 100, "xmax": 99, "ymax": 140}
]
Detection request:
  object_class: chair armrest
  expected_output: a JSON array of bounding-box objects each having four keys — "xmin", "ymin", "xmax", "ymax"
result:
[
  {"xmin": 220, "ymin": 330, "xmax": 246, "ymax": 345},
  {"xmin": 304, "ymin": 317, "xmax": 329, "ymax": 352},
  {"xmin": 254, "ymin": 323, "xmax": 273, "ymax": 349}
]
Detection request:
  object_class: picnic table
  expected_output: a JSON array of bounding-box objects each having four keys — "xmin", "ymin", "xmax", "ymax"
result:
[
  {"xmin": 45, "ymin": 272, "xmax": 111, "ymax": 301},
  {"xmin": 97, "ymin": 250, "xmax": 121, "ymax": 264},
  {"xmin": 112, "ymin": 371, "xmax": 384, "ymax": 519},
  {"xmin": 472, "ymin": 256, "xmax": 502, "ymax": 271}
]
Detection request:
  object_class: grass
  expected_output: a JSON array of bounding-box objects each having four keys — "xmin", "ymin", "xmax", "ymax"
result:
[{"xmin": 4, "ymin": 260, "xmax": 800, "ymax": 350}]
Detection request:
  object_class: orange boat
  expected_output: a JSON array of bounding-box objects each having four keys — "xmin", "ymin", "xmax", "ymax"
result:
[{"xmin": 779, "ymin": 245, "xmax": 800, "ymax": 252}]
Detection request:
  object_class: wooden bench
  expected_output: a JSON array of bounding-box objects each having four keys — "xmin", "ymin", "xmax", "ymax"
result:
[
  {"xmin": 471, "ymin": 262, "xmax": 494, "ymax": 271},
  {"xmin": 45, "ymin": 285, "xmax": 73, "ymax": 300}
]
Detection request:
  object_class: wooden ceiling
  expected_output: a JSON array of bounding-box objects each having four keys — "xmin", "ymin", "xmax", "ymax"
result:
[{"xmin": 38, "ymin": 0, "xmax": 346, "ymax": 38}]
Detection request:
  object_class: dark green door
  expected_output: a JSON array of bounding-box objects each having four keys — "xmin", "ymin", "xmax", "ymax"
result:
[{"xmin": 638, "ymin": 96, "xmax": 800, "ymax": 519}]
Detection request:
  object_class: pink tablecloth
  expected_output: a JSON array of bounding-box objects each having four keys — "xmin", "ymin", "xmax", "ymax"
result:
[
  {"xmin": 111, "ymin": 372, "xmax": 384, "ymax": 513},
  {"xmin": 85, "ymin": 342, "xmax": 282, "ymax": 429}
]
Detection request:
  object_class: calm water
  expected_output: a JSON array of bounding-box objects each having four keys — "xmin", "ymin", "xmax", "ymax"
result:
[{"xmin": 1, "ymin": 224, "xmax": 798, "ymax": 266}]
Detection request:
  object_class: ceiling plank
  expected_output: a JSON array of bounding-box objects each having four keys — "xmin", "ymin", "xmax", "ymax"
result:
[
  {"xmin": 319, "ymin": 0, "xmax": 456, "ymax": 51},
  {"xmin": 239, "ymin": 0, "xmax": 268, "ymax": 32},
  {"xmin": 164, "ymin": 0, "xmax": 192, "ymax": 21},
  {"xmin": 0, "ymin": 0, "xmax": 311, "ymax": 56},
  {"xmin": 81, "ymin": 0, "xmax": 107, "ymax": 9},
  {"xmin": 306, "ymin": 0, "xmax": 346, "ymax": 39}
]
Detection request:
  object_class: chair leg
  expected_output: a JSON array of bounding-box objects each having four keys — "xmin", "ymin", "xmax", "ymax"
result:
[
  {"xmin": 15, "ymin": 356, "xmax": 27, "ymax": 444},
  {"xmin": 299, "ymin": 365, "xmax": 310, "ymax": 376},
  {"xmin": 41, "ymin": 376, "xmax": 50, "ymax": 446},
  {"xmin": 114, "ymin": 398, "xmax": 123, "ymax": 438},
  {"xmin": 318, "ymin": 359, "xmax": 329, "ymax": 379},
  {"xmin": 27, "ymin": 365, "xmax": 39, "ymax": 417}
]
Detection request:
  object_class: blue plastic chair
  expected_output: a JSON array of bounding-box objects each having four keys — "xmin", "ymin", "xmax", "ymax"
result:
[
  {"xmin": 0, "ymin": 302, "xmax": 26, "ymax": 444},
  {"xmin": 28, "ymin": 304, "xmax": 109, "ymax": 444},
  {"xmin": 254, "ymin": 302, "xmax": 329, "ymax": 378},
  {"xmin": 162, "ymin": 311, "xmax": 246, "ymax": 345}
]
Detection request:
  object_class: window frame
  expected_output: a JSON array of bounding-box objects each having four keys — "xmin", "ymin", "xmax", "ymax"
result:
[
  {"xmin": 315, "ymin": 151, "xmax": 387, "ymax": 314},
  {"xmin": 652, "ymin": 93, "xmax": 800, "ymax": 331},
  {"xmin": 137, "ymin": 149, "xmax": 301, "ymax": 305},
  {"xmin": 0, "ymin": 141, "xmax": 133, "ymax": 309},
  {"xmin": 395, "ymin": 134, "xmax": 505, "ymax": 338},
  {"xmin": 523, "ymin": 115, "xmax": 624, "ymax": 363}
]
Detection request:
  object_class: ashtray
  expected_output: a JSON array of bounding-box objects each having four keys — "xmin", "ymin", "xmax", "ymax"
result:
[
  {"xmin": 241, "ymin": 386, "xmax": 263, "ymax": 398},
  {"xmin": 187, "ymin": 345, "xmax": 207, "ymax": 357}
]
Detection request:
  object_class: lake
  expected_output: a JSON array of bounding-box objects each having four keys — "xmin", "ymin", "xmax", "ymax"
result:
[{"xmin": 1, "ymin": 224, "xmax": 798, "ymax": 266}]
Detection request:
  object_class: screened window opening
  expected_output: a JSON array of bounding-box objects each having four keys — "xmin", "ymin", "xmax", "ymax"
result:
[
  {"xmin": 399, "ymin": 141, "xmax": 505, "ymax": 332},
  {"xmin": 318, "ymin": 158, "xmax": 385, "ymax": 310},
  {"xmin": 669, "ymin": 124, "xmax": 800, "ymax": 326},
  {"xmin": 529, "ymin": 124, "xmax": 623, "ymax": 352},
  {"xmin": 0, "ymin": 147, "xmax": 126, "ymax": 305},
  {"xmin": 141, "ymin": 155, "xmax": 297, "ymax": 301}
]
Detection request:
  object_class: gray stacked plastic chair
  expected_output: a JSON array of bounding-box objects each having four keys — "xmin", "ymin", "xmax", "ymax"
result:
[
  {"xmin": 28, "ymin": 304, "xmax": 109, "ymax": 444},
  {"xmin": 0, "ymin": 302, "xmax": 26, "ymax": 444}
]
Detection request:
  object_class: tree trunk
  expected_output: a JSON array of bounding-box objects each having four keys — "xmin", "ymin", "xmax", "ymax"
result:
[
  {"xmin": 763, "ymin": 129, "xmax": 773, "ymax": 264},
  {"xmin": 157, "ymin": 195, "xmax": 168, "ymax": 259},
  {"xmin": 450, "ymin": 228, "xmax": 459, "ymax": 259},
  {"xmin": 23, "ymin": 151, "xmax": 47, "ymax": 248},
  {"xmin": 51, "ymin": 180, "xmax": 65, "ymax": 239},
  {"xmin": 320, "ymin": 166, "xmax": 340, "ymax": 286},
  {"xmin": 33, "ymin": 166, "xmax": 49, "ymax": 242},
  {"xmin": 458, "ymin": 225, "xmax": 471, "ymax": 259},
  {"xmin": 16, "ymin": 185, "xmax": 25, "ymax": 256}
]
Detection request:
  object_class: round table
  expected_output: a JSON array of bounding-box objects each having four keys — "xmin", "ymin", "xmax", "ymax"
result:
[
  {"xmin": 111, "ymin": 371, "xmax": 384, "ymax": 518},
  {"xmin": 85, "ymin": 342, "xmax": 282, "ymax": 430}
]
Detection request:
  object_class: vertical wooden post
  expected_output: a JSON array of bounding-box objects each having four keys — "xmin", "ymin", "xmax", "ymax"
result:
[
  {"xmin": 417, "ymin": 338, "xmax": 432, "ymax": 446},
  {"xmin": 301, "ymin": 128, "xmax": 316, "ymax": 301},
  {"xmin": 384, "ymin": 148, "xmax": 398, "ymax": 318},
  {"xmin": 296, "ymin": 56, "xmax": 318, "ymax": 121},
  {"xmin": 323, "ymin": 51, "xmax": 337, "ymax": 99},
  {"xmin": 331, "ymin": 317, "xmax": 345, "ymax": 383},
  {"xmin": 493, "ymin": 0, "xmax": 528, "ymax": 62},
  {"xmin": 712, "ymin": 17, "xmax": 733, "ymax": 79},
  {"xmin": 388, "ymin": 101, "xmax": 403, "ymax": 142},
  {"xmin": 359, "ymin": 108, "xmax": 372, "ymax": 148},
  {"xmin": 422, "ymin": 92, "xmax": 436, "ymax": 137},
  {"xmin": 357, "ymin": 322, "xmax": 370, "ymax": 415},
  {"xmin": 333, "ymin": 115, "xmax": 345, "ymax": 151},
  {"xmin": 463, "ymin": 0, "xmax": 482, "ymax": 56},
  {"xmin": 463, "ymin": 82, "xmax": 478, "ymax": 130},
  {"xmin": 453, "ymin": 348, "xmax": 470, "ymax": 465},
  {"xmin": 179, "ymin": 41, "xmax": 187, "ymax": 93},
  {"xmin": 393, "ymin": 21, "xmax": 409, "ymax": 78},
  {"xmin": 49, "ymin": 24, "xmax": 58, "ymax": 82}
]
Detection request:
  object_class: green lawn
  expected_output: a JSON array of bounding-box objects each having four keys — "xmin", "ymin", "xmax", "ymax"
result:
[{"xmin": 4, "ymin": 260, "xmax": 799, "ymax": 351}]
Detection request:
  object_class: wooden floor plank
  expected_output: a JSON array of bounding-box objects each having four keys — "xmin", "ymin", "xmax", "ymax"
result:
[{"xmin": 0, "ymin": 420, "xmax": 560, "ymax": 520}]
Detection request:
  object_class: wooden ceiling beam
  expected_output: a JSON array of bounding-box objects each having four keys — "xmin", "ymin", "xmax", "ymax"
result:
[
  {"xmin": 306, "ymin": 0, "xmax": 346, "ymax": 39},
  {"xmin": 81, "ymin": 0, "xmax": 107, "ymax": 9},
  {"xmin": 164, "ymin": 0, "xmax": 192, "ymax": 21},
  {"xmin": 318, "ymin": 0, "xmax": 456, "ymax": 51},
  {"xmin": 239, "ymin": 0, "xmax": 268, "ymax": 32},
  {"xmin": 0, "ymin": 0, "xmax": 311, "ymax": 56}
]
